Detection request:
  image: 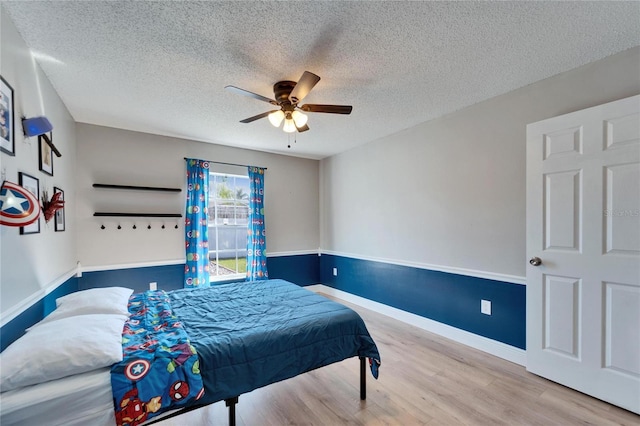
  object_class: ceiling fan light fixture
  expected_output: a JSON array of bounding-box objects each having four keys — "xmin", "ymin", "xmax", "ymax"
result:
[
  {"xmin": 291, "ymin": 110, "xmax": 308, "ymax": 127},
  {"xmin": 283, "ymin": 118, "xmax": 296, "ymax": 133},
  {"xmin": 228, "ymin": 71, "xmax": 353, "ymax": 135},
  {"xmin": 268, "ymin": 110, "xmax": 285, "ymax": 127}
]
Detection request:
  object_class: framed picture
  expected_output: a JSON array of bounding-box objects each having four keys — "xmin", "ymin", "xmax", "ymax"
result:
[
  {"xmin": 19, "ymin": 172, "xmax": 40, "ymax": 235},
  {"xmin": 0, "ymin": 76, "xmax": 15, "ymax": 156},
  {"xmin": 39, "ymin": 135, "xmax": 54, "ymax": 176},
  {"xmin": 53, "ymin": 186, "xmax": 65, "ymax": 232}
]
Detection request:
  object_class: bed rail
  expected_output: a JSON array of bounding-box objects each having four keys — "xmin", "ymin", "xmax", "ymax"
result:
[
  {"xmin": 360, "ymin": 356, "xmax": 366, "ymax": 400},
  {"xmin": 145, "ymin": 357, "xmax": 368, "ymax": 426}
]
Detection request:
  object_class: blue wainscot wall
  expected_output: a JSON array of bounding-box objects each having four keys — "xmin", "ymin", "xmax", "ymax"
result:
[
  {"xmin": 0, "ymin": 254, "xmax": 319, "ymax": 350},
  {"xmin": 77, "ymin": 254, "xmax": 321, "ymax": 292},
  {"xmin": 78, "ymin": 264, "xmax": 186, "ymax": 293},
  {"xmin": 319, "ymin": 254, "xmax": 526, "ymax": 349},
  {"xmin": 1, "ymin": 253, "xmax": 526, "ymax": 352},
  {"xmin": 1, "ymin": 277, "xmax": 78, "ymax": 351},
  {"xmin": 267, "ymin": 253, "xmax": 319, "ymax": 286}
]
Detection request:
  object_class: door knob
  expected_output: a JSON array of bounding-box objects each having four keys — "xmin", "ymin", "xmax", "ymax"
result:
[{"xmin": 529, "ymin": 257, "xmax": 542, "ymax": 266}]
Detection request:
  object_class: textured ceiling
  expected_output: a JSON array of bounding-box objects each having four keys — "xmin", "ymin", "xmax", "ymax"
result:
[{"xmin": 3, "ymin": 1, "xmax": 639, "ymax": 159}]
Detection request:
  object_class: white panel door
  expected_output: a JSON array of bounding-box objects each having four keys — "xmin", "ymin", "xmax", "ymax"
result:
[{"xmin": 526, "ymin": 95, "xmax": 640, "ymax": 414}]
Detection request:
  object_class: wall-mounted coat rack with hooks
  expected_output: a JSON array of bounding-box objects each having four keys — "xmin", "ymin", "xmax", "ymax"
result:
[
  {"xmin": 93, "ymin": 183, "xmax": 181, "ymax": 192},
  {"xmin": 93, "ymin": 213, "xmax": 182, "ymax": 218},
  {"xmin": 93, "ymin": 182, "xmax": 183, "ymax": 227},
  {"xmin": 98, "ymin": 220, "xmax": 180, "ymax": 230}
]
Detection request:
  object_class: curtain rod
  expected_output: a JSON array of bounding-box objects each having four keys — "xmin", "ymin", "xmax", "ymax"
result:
[{"xmin": 184, "ymin": 158, "xmax": 267, "ymax": 170}]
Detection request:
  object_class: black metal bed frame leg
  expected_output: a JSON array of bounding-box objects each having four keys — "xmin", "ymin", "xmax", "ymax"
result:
[
  {"xmin": 225, "ymin": 396, "xmax": 239, "ymax": 426},
  {"xmin": 359, "ymin": 356, "xmax": 366, "ymax": 400}
]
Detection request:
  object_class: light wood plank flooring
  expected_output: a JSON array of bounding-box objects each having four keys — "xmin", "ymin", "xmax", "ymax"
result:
[{"xmin": 157, "ymin": 294, "xmax": 639, "ymax": 425}]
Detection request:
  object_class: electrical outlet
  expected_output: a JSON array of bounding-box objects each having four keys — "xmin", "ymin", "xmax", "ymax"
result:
[
  {"xmin": 149, "ymin": 282, "xmax": 158, "ymax": 291},
  {"xmin": 481, "ymin": 299, "xmax": 491, "ymax": 315},
  {"xmin": 332, "ymin": 267, "xmax": 338, "ymax": 276}
]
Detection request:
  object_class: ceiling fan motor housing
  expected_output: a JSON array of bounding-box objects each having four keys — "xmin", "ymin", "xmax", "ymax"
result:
[{"xmin": 274, "ymin": 81, "xmax": 297, "ymax": 104}]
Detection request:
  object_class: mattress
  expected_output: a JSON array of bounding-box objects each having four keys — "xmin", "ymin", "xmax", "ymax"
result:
[
  {"xmin": 168, "ymin": 279, "xmax": 380, "ymax": 406},
  {"xmin": 0, "ymin": 367, "xmax": 114, "ymax": 426}
]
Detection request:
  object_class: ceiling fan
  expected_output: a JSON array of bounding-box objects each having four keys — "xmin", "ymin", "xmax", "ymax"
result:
[{"xmin": 225, "ymin": 71, "xmax": 352, "ymax": 133}]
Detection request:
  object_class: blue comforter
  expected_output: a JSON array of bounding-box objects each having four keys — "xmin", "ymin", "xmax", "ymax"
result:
[{"xmin": 168, "ymin": 279, "xmax": 380, "ymax": 405}]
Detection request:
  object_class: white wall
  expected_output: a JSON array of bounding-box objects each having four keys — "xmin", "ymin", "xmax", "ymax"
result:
[
  {"xmin": 320, "ymin": 47, "xmax": 640, "ymax": 280},
  {"xmin": 76, "ymin": 124, "xmax": 319, "ymax": 268},
  {"xmin": 0, "ymin": 8, "xmax": 77, "ymax": 316}
]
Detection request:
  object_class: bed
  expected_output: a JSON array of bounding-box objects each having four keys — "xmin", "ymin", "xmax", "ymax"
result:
[
  {"xmin": 0, "ymin": 368, "xmax": 115, "ymax": 426},
  {"xmin": 0, "ymin": 280, "xmax": 381, "ymax": 426}
]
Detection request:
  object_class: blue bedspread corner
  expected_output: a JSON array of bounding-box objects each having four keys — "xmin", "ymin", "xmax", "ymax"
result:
[{"xmin": 370, "ymin": 357, "xmax": 381, "ymax": 379}]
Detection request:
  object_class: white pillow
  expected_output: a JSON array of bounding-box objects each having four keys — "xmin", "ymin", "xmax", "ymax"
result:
[
  {"xmin": 0, "ymin": 314, "xmax": 127, "ymax": 392},
  {"xmin": 30, "ymin": 287, "xmax": 133, "ymax": 329},
  {"xmin": 55, "ymin": 286, "xmax": 133, "ymax": 313}
]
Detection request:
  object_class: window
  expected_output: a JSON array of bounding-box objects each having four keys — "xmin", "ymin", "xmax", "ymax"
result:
[{"xmin": 208, "ymin": 172, "xmax": 250, "ymax": 281}]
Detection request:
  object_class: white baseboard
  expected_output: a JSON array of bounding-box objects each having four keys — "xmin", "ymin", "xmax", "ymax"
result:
[{"xmin": 306, "ymin": 284, "xmax": 526, "ymax": 366}]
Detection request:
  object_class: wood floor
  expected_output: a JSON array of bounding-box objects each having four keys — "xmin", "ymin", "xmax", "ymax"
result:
[{"xmin": 157, "ymin": 294, "xmax": 639, "ymax": 426}]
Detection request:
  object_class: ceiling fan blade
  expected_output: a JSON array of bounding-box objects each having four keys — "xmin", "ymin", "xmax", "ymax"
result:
[
  {"xmin": 296, "ymin": 123, "xmax": 310, "ymax": 133},
  {"xmin": 289, "ymin": 71, "xmax": 321, "ymax": 104},
  {"xmin": 225, "ymin": 86, "xmax": 277, "ymax": 105},
  {"xmin": 239, "ymin": 110, "xmax": 277, "ymax": 123},
  {"xmin": 299, "ymin": 104, "xmax": 353, "ymax": 114},
  {"xmin": 40, "ymin": 133, "xmax": 62, "ymax": 157}
]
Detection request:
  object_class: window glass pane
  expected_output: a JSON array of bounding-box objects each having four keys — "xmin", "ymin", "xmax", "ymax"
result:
[{"xmin": 208, "ymin": 172, "xmax": 250, "ymax": 280}]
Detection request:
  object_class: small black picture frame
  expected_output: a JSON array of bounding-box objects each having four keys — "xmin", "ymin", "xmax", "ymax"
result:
[
  {"xmin": 54, "ymin": 186, "xmax": 65, "ymax": 232},
  {"xmin": 39, "ymin": 135, "xmax": 54, "ymax": 176},
  {"xmin": 0, "ymin": 75, "xmax": 15, "ymax": 156},
  {"xmin": 19, "ymin": 172, "xmax": 40, "ymax": 235}
]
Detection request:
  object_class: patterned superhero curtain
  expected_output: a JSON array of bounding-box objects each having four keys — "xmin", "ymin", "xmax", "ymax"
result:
[
  {"xmin": 184, "ymin": 159, "xmax": 210, "ymax": 288},
  {"xmin": 247, "ymin": 166, "xmax": 268, "ymax": 281}
]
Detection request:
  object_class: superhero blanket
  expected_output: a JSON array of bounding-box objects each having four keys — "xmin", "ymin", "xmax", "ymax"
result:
[{"xmin": 110, "ymin": 291, "xmax": 204, "ymax": 426}]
